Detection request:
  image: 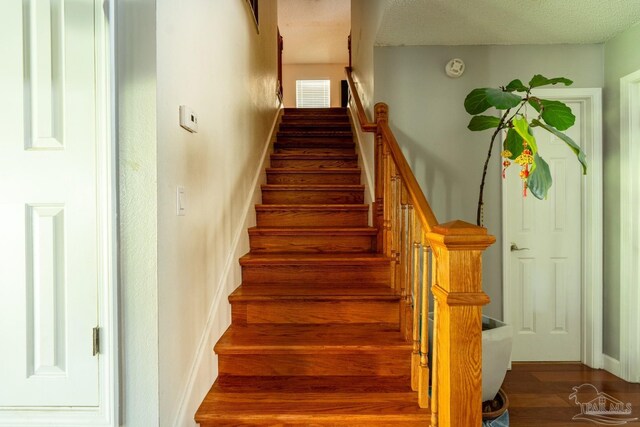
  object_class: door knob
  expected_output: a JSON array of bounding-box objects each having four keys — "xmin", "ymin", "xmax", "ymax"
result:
[{"xmin": 510, "ymin": 243, "xmax": 530, "ymax": 252}]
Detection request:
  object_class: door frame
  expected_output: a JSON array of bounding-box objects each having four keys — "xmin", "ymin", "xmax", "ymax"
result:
[
  {"xmin": 0, "ymin": 2, "xmax": 118, "ymax": 425},
  {"xmin": 620, "ymin": 70, "xmax": 640, "ymax": 383},
  {"xmin": 501, "ymin": 88, "xmax": 603, "ymax": 368}
]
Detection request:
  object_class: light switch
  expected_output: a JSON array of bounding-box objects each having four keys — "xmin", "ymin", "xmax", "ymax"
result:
[
  {"xmin": 176, "ymin": 186, "xmax": 186, "ymax": 216},
  {"xmin": 179, "ymin": 105, "xmax": 198, "ymax": 133}
]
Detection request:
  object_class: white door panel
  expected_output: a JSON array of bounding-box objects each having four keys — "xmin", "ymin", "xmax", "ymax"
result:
[
  {"xmin": 505, "ymin": 100, "xmax": 583, "ymax": 361},
  {"xmin": 0, "ymin": 0, "xmax": 99, "ymax": 407}
]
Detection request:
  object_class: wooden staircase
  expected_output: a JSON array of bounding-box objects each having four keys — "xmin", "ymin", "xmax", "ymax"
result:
[{"xmin": 195, "ymin": 108, "xmax": 431, "ymax": 426}]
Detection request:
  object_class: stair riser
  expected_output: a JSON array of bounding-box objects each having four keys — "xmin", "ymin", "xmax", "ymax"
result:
[
  {"xmin": 275, "ymin": 141, "xmax": 355, "ymax": 150},
  {"xmin": 281, "ymin": 119, "xmax": 351, "ymax": 126},
  {"xmin": 266, "ymin": 172, "xmax": 360, "ymax": 185},
  {"xmin": 262, "ymin": 190, "xmax": 364, "ymax": 204},
  {"xmin": 232, "ymin": 300, "xmax": 399, "ymax": 327},
  {"xmin": 283, "ymin": 114, "xmax": 348, "ymax": 119},
  {"xmin": 284, "ymin": 109, "xmax": 347, "ymax": 114},
  {"xmin": 278, "ymin": 130, "xmax": 352, "ymax": 136},
  {"xmin": 274, "ymin": 146, "xmax": 356, "ymax": 155},
  {"xmin": 256, "ymin": 209, "xmax": 368, "ymax": 227},
  {"xmin": 249, "ymin": 233, "xmax": 375, "ymax": 253},
  {"xmin": 270, "ymin": 159, "xmax": 359, "ymax": 169},
  {"xmin": 232, "ymin": 300, "xmax": 399, "ymax": 325},
  {"xmin": 283, "ymin": 110, "xmax": 347, "ymax": 117},
  {"xmin": 218, "ymin": 353, "xmax": 411, "ymax": 377},
  {"xmin": 279, "ymin": 124, "xmax": 352, "ymax": 132},
  {"xmin": 242, "ymin": 264, "xmax": 390, "ymax": 285},
  {"xmin": 275, "ymin": 137, "xmax": 355, "ymax": 152}
]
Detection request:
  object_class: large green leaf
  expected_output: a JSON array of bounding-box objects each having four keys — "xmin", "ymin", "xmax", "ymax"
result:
[
  {"xmin": 485, "ymin": 88, "xmax": 522, "ymax": 109},
  {"xmin": 464, "ymin": 88, "xmax": 521, "ymax": 114},
  {"xmin": 503, "ymin": 128, "xmax": 524, "ymax": 160},
  {"xmin": 464, "ymin": 88, "xmax": 493, "ymax": 114},
  {"xmin": 532, "ymin": 119, "xmax": 588, "ymax": 174},
  {"xmin": 512, "ymin": 117, "xmax": 538, "ymax": 154},
  {"xmin": 529, "ymin": 99, "xmax": 575, "ymax": 131},
  {"xmin": 527, "ymin": 153, "xmax": 553, "ymax": 199},
  {"xmin": 505, "ymin": 79, "xmax": 529, "ymax": 92},
  {"xmin": 529, "ymin": 74, "xmax": 573, "ymax": 88},
  {"xmin": 468, "ymin": 115, "xmax": 501, "ymax": 131}
]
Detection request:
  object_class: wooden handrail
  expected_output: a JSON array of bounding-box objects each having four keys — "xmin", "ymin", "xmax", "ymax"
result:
[
  {"xmin": 345, "ymin": 66, "xmax": 495, "ymax": 427},
  {"xmin": 345, "ymin": 67, "xmax": 377, "ymax": 132}
]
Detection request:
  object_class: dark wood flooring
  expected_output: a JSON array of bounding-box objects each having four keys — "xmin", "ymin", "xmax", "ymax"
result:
[{"xmin": 504, "ymin": 363, "xmax": 640, "ymax": 426}]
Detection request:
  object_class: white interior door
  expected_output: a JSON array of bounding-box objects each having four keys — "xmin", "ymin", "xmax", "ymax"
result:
[
  {"xmin": 504, "ymin": 98, "xmax": 584, "ymax": 361},
  {"xmin": 0, "ymin": 0, "xmax": 100, "ymax": 407}
]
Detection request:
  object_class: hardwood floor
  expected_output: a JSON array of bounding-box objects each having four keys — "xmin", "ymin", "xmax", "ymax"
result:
[{"xmin": 504, "ymin": 363, "xmax": 640, "ymax": 426}]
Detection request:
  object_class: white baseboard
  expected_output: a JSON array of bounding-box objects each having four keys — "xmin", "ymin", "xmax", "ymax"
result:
[
  {"xmin": 172, "ymin": 106, "xmax": 283, "ymax": 427},
  {"xmin": 603, "ymin": 354, "xmax": 621, "ymax": 378}
]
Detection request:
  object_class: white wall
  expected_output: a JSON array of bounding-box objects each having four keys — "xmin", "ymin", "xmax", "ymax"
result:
[
  {"xmin": 349, "ymin": 0, "xmax": 387, "ymax": 199},
  {"xmin": 118, "ymin": 1, "xmax": 279, "ymax": 425},
  {"xmin": 283, "ymin": 63, "xmax": 345, "ymax": 107},
  {"xmin": 155, "ymin": 0, "xmax": 279, "ymax": 426},
  {"xmin": 373, "ymin": 44, "xmax": 604, "ymax": 319},
  {"xmin": 116, "ymin": 0, "xmax": 160, "ymax": 425},
  {"xmin": 602, "ymin": 23, "xmax": 640, "ymax": 360},
  {"xmin": 350, "ymin": 0, "xmax": 386, "ymax": 119}
]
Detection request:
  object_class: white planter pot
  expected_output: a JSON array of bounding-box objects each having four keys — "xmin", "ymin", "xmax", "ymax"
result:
[
  {"xmin": 481, "ymin": 316, "xmax": 513, "ymax": 402},
  {"xmin": 429, "ymin": 314, "xmax": 513, "ymax": 402}
]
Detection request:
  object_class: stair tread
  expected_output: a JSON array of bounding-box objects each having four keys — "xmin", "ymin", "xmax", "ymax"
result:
[
  {"xmin": 215, "ymin": 324, "xmax": 410, "ymax": 353},
  {"xmin": 248, "ymin": 226, "xmax": 376, "ymax": 235},
  {"xmin": 196, "ymin": 376, "xmax": 429, "ymax": 424},
  {"xmin": 266, "ymin": 168, "xmax": 360, "ymax": 174},
  {"xmin": 280, "ymin": 124, "xmax": 352, "ymax": 128},
  {"xmin": 256, "ymin": 204, "xmax": 369, "ymax": 210},
  {"xmin": 230, "ymin": 284, "xmax": 398, "ymax": 301},
  {"xmin": 240, "ymin": 252, "xmax": 390, "ymax": 265},
  {"xmin": 278, "ymin": 131, "xmax": 353, "ymax": 135},
  {"xmin": 262, "ymin": 184, "xmax": 364, "ymax": 190},
  {"xmin": 271, "ymin": 153, "xmax": 357, "ymax": 159}
]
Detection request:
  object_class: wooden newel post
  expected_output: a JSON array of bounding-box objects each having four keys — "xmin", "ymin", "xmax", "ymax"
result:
[
  {"xmin": 426, "ymin": 220, "xmax": 495, "ymax": 427},
  {"xmin": 374, "ymin": 102, "xmax": 389, "ymax": 253}
]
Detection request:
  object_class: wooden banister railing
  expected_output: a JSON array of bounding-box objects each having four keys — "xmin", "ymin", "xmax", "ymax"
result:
[
  {"xmin": 345, "ymin": 67, "xmax": 495, "ymax": 427},
  {"xmin": 344, "ymin": 67, "xmax": 377, "ymax": 133}
]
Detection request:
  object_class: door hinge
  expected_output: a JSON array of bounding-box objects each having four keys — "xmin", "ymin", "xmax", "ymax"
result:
[{"xmin": 93, "ymin": 327, "xmax": 100, "ymax": 356}]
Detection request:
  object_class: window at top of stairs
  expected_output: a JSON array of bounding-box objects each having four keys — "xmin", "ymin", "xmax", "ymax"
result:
[{"xmin": 296, "ymin": 80, "xmax": 330, "ymax": 108}]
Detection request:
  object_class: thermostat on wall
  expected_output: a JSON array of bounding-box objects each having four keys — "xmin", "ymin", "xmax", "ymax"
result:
[{"xmin": 179, "ymin": 105, "xmax": 198, "ymax": 133}]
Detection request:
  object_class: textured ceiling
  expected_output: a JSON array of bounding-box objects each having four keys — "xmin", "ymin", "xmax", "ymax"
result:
[
  {"xmin": 278, "ymin": 0, "xmax": 350, "ymax": 64},
  {"xmin": 376, "ymin": 0, "xmax": 640, "ymax": 46}
]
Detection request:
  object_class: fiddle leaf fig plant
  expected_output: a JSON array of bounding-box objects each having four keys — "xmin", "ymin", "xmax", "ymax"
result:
[{"xmin": 465, "ymin": 74, "xmax": 588, "ymax": 226}]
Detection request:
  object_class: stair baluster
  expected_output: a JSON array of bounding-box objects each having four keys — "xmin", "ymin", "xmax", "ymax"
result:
[
  {"xmin": 418, "ymin": 240, "xmax": 432, "ymax": 409},
  {"xmin": 389, "ymin": 174, "xmax": 399, "ymax": 292},
  {"xmin": 398, "ymin": 186, "xmax": 408, "ymax": 333},
  {"xmin": 410, "ymin": 221, "xmax": 422, "ymax": 392},
  {"xmin": 404, "ymin": 203, "xmax": 415, "ymax": 341}
]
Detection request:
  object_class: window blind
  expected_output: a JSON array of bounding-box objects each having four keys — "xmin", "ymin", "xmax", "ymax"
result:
[{"xmin": 296, "ymin": 80, "xmax": 330, "ymax": 108}]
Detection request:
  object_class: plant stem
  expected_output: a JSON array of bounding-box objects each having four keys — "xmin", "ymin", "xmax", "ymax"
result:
[{"xmin": 476, "ymin": 108, "xmax": 511, "ymax": 226}]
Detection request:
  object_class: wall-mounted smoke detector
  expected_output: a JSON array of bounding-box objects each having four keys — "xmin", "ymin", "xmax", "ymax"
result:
[{"xmin": 445, "ymin": 58, "xmax": 465, "ymax": 78}]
